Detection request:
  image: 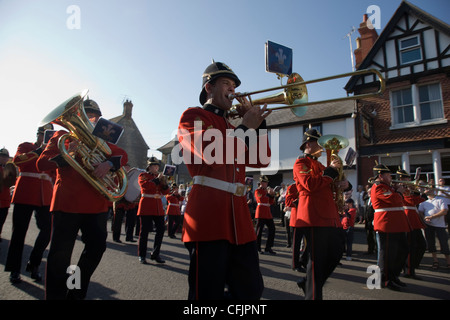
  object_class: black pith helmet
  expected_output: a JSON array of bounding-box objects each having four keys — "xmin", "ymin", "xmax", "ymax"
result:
[
  {"xmin": 199, "ymin": 61, "xmax": 241, "ymax": 105},
  {"xmin": 373, "ymin": 164, "xmax": 391, "ymax": 177},
  {"xmin": 396, "ymin": 167, "xmax": 410, "ymax": 179},
  {"xmin": 300, "ymin": 129, "xmax": 321, "ymax": 151},
  {"xmin": 83, "ymin": 99, "xmax": 102, "ymax": 116}
]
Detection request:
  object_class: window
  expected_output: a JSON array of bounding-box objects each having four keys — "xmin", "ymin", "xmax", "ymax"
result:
[
  {"xmin": 419, "ymin": 83, "xmax": 444, "ymax": 121},
  {"xmin": 391, "ymin": 83, "xmax": 444, "ymax": 127},
  {"xmin": 392, "ymin": 88, "xmax": 414, "ymax": 124},
  {"xmin": 400, "ymin": 36, "xmax": 422, "ymax": 64}
]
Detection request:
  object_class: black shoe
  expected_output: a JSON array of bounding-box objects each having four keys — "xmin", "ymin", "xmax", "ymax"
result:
[
  {"xmin": 113, "ymin": 239, "xmax": 122, "ymax": 243},
  {"xmin": 26, "ymin": 262, "xmax": 42, "ymax": 282},
  {"xmin": 139, "ymin": 256, "xmax": 148, "ymax": 264},
  {"xmin": 296, "ymin": 277, "xmax": 306, "ymax": 294},
  {"xmin": 265, "ymin": 249, "xmax": 276, "ymax": 255},
  {"xmin": 393, "ymin": 277, "xmax": 407, "ymax": 287},
  {"xmin": 151, "ymin": 255, "xmax": 166, "ymax": 264},
  {"xmin": 384, "ymin": 280, "xmax": 401, "ymax": 291},
  {"xmin": 126, "ymin": 239, "xmax": 137, "ymax": 243},
  {"xmin": 10, "ymin": 272, "xmax": 22, "ymax": 284}
]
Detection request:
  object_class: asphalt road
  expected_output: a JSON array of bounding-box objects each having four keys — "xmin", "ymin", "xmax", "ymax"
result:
[{"xmin": 0, "ymin": 205, "xmax": 449, "ymax": 313}]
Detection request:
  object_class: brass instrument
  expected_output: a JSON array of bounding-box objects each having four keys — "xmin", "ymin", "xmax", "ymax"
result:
[
  {"xmin": 391, "ymin": 179, "xmax": 450, "ymax": 198},
  {"xmin": 317, "ymin": 134, "xmax": 349, "ymax": 211},
  {"xmin": 40, "ymin": 89, "xmax": 128, "ymax": 202},
  {"xmin": 228, "ymin": 68, "xmax": 385, "ymax": 118}
]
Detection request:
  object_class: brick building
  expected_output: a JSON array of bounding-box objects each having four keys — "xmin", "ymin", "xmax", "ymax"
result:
[{"xmin": 345, "ymin": 1, "xmax": 450, "ymax": 185}]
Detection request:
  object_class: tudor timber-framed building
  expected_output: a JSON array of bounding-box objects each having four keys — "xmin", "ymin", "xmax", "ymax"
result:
[{"xmin": 345, "ymin": 1, "xmax": 450, "ymax": 185}]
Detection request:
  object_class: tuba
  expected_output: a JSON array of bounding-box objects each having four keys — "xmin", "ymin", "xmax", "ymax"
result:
[
  {"xmin": 318, "ymin": 134, "xmax": 349, "ymax": 212},
  {"xmin": 40, "ymin": 89, "xmax": 128, "ymax": 202}
]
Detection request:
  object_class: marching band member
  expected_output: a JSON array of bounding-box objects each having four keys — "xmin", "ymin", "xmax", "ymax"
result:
[
  {"xmin": 166, "ymin": 183, "xmax": 184, "ymax": 239},
  {"xmin": 395, "ymin": 169, "xmax": 426, "ymax": 279},
  {"xmin": 293, "ymin": 128, "xmax": 345, "ymax": 300},
  {"xmin": 5, "ymin": 125, "xmax": 54, "ymax": 284},
  {"xmin": 178, "ymin": 61, "xmax": 270, "ymax": 300},
  {"xmin": 137, "ymin": 157, "xmax": 169, "ymax": 264},
  {"xmin": 37, "ymin": 99, "xmax": 128, "ymax": 299},
  {"xmin": 0, "ymin": 148, "xmax": 15, "ymax": 243},
  {"xmin": 254, "ymin": 175, "xmax": 276, "ymax": 254},
  {"xmin": 370, "ymin": 164, "xmax": 410, "ymax": 291},
  {"xmin": 285, "ymin": 182, "xmax": 306, "ymax": 272}
]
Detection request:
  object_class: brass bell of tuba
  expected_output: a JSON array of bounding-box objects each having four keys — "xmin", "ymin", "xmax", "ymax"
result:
[
  {"xmin": 318, "ymin": 134, "xmax": 349, "ymax": 212},
  {"xmin": 40, "ymin": 89, "xmax": 128, "ymax": 202}
]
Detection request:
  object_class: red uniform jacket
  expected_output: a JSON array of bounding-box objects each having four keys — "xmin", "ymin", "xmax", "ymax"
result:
[
  {"xmin": 36, "ymin": 130, "xmax": 128, "ymax": 214},
  {"xmin": 285, "ymin": 183, "xmax": 300, "ymax": 227},
  {"xmin": 402, "ymin": 190, "xmax": 426, "ymax": 230},
  {"xmin": 293, "ymin": 155, "xmax": 341, "ymax": 227},
  {"xmin": 166, "ymin": 193, "xmax": 184, "ymax": 216},
  {"xmin": 254, "ymin": 187, "xmax": 274, "ymax": 219},
  {"xmin": 370, "ymin": 181, "xmax": 411, "ymax": 233},
  {"xmin": 12, "ymin": 142, "xmax": 54, "ymax": 207},
  {"xmin": 137, "ymin": 172, "xmax": 169, "ymax": 216},
  {"xmin": 341, "ymin": 208, "xmax": 357, "ymax": 230},
  {"xmin": 0, "ymin": 166, "xmax": 13, "ymax": 208},
  {"xmin": 178, "ymin": 105, "xmax": 271, "ymax": 244}
]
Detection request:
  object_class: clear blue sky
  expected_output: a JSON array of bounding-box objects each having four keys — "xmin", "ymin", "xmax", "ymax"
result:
[{"xmin": 0, "ymin": 0, "xmax": 448, "ymax": 160}]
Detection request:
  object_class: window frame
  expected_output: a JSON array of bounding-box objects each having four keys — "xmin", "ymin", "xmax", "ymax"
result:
[
  {"xmin": 389, "ymin": 82, "xmax": 446, "ymax": 129},
  {"xmin": 399, "ymin": 35, "xmax": 422, "ymax": 65}
]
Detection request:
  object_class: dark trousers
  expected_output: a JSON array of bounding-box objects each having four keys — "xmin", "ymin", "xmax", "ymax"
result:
[
  {"xmin": 138, "ymin": 215, "xmax": 164, "ymax": 258},
  {"xmin": 255, "ymin": 218, "xmax": 275, "ymax": 251},
  {"xmin": 284, "ymin": 216, "xmax": 292, "ymax": 247},
  {"xmin": 125, "ymin": 207, "xmax": 137, "ymax": 241},
  {"xmin": 292, "ymin": 227, "xmax": 307, "ymax": 269},
  {"xmin": 301, "ymin": 226, "xmax": 344, "ymax": 300},
  {"xmin": 405, "ymin": 229, "xmax": 426, "ymax": 275},
  {"xmin": 167, "ymin": 215, "xmax": 181, "ymax": 237},
  {"xmin": 0, "ymin": 207, "xmax": 9, "ymax": 237},
  {"xmin": 5, "ymin": 203, "xmax": 51, "ymax": 272},
  {"xmin": 376, "ymin": 231, "xmax": 408, "ymax": 285},
  {"xmin": 112, "ymin": 207, "xmax": 125, "ymax": 241},
  {"xmin": 185, "ymin": 240, "xmax": 264, "ymax": 300},
  {"xmin": 45, "ymin": 211, "xmax": 108, "ymax": 300}
]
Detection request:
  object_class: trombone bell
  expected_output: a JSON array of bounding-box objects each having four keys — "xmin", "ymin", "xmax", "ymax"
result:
[{"xmin": 229, "ymin": 72, "xmax": 309, "ymax": 118}]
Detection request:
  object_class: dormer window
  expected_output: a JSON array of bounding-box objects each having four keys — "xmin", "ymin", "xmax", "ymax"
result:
[{"xmin": 400, "ymin": 35, "xmax": 422, "ymax": 64}]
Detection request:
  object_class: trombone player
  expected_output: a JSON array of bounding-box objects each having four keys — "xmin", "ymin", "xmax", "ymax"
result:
[
  {"xmin": 37, "ymin": 98, "xmax": 128, "ymax": 299},
  {"xmin": 293, "ymin": 128, "xmax": 349, "ymax": 300},
  {"xmin": 393, "ymin": 169, "xmax": 426, "ymax": 280}
]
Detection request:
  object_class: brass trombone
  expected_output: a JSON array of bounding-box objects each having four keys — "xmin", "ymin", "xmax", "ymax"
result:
[
  {"xmin": 228, "ymin": 68, "xmax": 385, "ymax": 118},
  {"xmin": 391, "ymin": 180, "xmax": 450, "ymax": 198}
]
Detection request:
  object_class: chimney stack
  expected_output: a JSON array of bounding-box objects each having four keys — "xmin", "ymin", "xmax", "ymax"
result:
[
  {"xmin": 123, "ymin": 99, "xmax": 133, "ymax": 120},
  {"xmin": 354, "ymin": 14, "xmax": 378, "ymax": 69}
]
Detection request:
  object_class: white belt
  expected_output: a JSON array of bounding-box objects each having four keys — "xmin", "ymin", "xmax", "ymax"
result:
[
  {"xmin": 169, "ymin": 203, "xmax": 180, "ymax": 207},
  {"xmin": 257, "ymin": 203, "xmax": 271, "ymax": 207},
  {"xmin": 19, "ymin": 172, "xmax": 52, "ymax": 182},
  {"xmin": 142, "ymin": 193, "xmax": 161, "ymax": 199},
  {"xmin": 374, "ymin": 207, "xmax": 405, "ymax": 212},
  {"xmin": 403, "ymin": 206, "xmax": 419, "ymax": 212},
  {"xmin": 192, "ymin": 175, "xmax": 246, "ymax": 197}
]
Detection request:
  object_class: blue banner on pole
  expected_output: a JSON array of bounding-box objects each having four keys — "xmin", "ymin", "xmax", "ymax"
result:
[{"xmin": 265, "ymin": 41, "xmax": 293, "ymax": 76}]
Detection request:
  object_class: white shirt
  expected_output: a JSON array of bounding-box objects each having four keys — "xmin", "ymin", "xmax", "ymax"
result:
[
  {"xmin": 436, "ymin": 185, "xmax": 450, "ymax": 206},
  {"xmin": 418, "ymin": 197, "xmax": 448, "ymax": 228}
]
